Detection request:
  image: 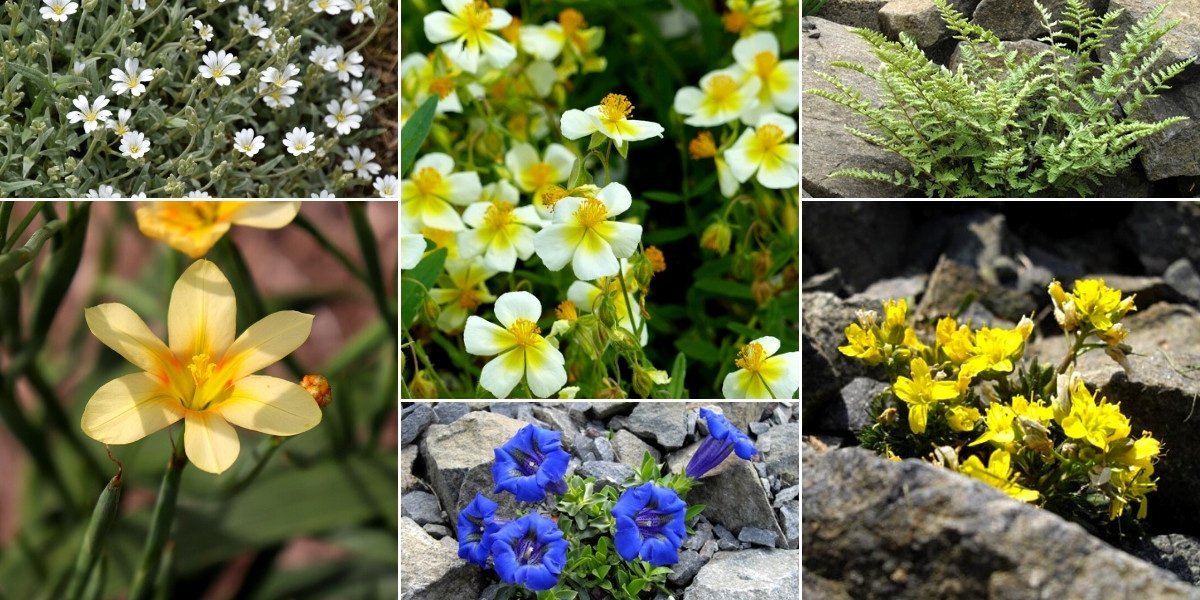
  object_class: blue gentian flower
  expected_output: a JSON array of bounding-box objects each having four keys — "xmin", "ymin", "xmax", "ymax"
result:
[
  {"xmin": 492, "ymin": 424, "xmax": 570, "ymax": 502},
  {"xmin": 685, "ymin": 408, "xmax": 758, "ymax": 479},
  {"xmin": 457, "ymin": 493, "xmax": 500, "ymax": 566},
  {"xmin": 490, "ymin": 513, "xmax": 568, "ymax": 591},
  {"xmin": 612, "ymin": 483, "xmax": 688, "ymax": 566}
]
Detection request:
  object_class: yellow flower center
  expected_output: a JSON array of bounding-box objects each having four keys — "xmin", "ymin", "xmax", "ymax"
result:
[
  {"xmin": 599, "ymin": 93, "xmax": 634, "ymax": 122},
  {"xmin": 462, "ymin": 0, "xmax": 494, "ymax": 32},
  {"xmin": 707, "ymin": 74, "xmax": 739, "ymax": 102},
  {"xmin": 528, "ymin": 162, "xmax": 555, "ymax": 188},
  {"xmin": 574, "ymin": 198, "xmax": 608, "ymax": 228},
  {"xmin": 754, "ymin": 124, "xmax": 786, "ymax": 153},
  {"xmin": 689, "ymin": 131, "xmax": 717, "ymax": 160},
  {"xmin": 413, "ymin": 166, "xmax": 444, "ymax": 197},
  {"xmin": 754, "ymin": 51, "xmax": 778, "ymax": 81},
  {"xmin": 188, "ymin": 354, "xmax": 217, "ymax": 386},
  {"xmin": 559, "ymin": 8, "xmax": 586, "ymax": 36},
  {"xmin": 430, "ymin": 77, "xmax": 455, "ymax": 100},
  {"xmin": 483, "ymin": 201, "xmax": 516, "ymax": 229},
  {"xmin": 421, "ymin": 227, "xmax": 454, "ymax": 250},
  {"xmin": 735, "ymin": 342, "xmax": 767, "ymax": 372},
  {"xmin": 556, "ymin": 300, "xmax": 578, "ymax": 321},
  {"xmin": 542, "ymin": 186, "xmax": 569, "ymax": 210},
  {"xmin": 459, "ymin": 288, "xmax": 482, "ymax": 310},
  {"xmin": 722, "ymin": 10, "xmax": 748, "ymax": 33},
  {"xmin": 509, "ymin": 318, "xmax": 542, "ymax": 347}
]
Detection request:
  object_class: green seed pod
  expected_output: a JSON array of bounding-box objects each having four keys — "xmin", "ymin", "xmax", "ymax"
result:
[{"xmin": 65, "ymin": 473, "xmax": 122, "ymax": 600}]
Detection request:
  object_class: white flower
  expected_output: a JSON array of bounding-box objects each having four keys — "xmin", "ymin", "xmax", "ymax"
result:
[
  {"xmin": 430, "ymin": 258, "xmax": 498, "ymax": 332},
  {"xmin": 106, "ymin": 108, "xmax": 134, "ymax": 137},
  {"xmin": 40, "ymin": 0, "xmax": 78, "ymax": 22},
  {"xmin": 400, "ymin": 54, "xmax": 462, "ymax": 114},
  {"xmin": 343, "ymin": 145, "xmax": 381, "ymax": 179},
  {"xmin": 349, "ymin": 0, "xmax": 373, "ymax": 24},
  {"xmin": 73, "ymin": 61, "xmax": 87, "ymax": 75},
  {"xmin": 457, "ymin": 180, "xmax": 542, "ymax": 272},
  {"xmin": 109, "ymin": 58, "xmax": 155, "ymax": 97},
  {"xmin": 324, "ymin": 99, "xmax": 362, "ymax": 135},
  {"xmin": 311, "ymin": 190, "xmax": 336, "ymax": 198},
  {"xmin": 232, "ymin": 128, "xmax": 265, "ymax": 157},
  {"xmin": 464, "ymin": 291, "xmax": 566, "ymax": 399},
  {"xmin": 185, "ymin": 191, "xmax": 212, "ymax": 198},
  {"xmin": 724, "ymin": 112, "xmax": 799, "ymax": 189},
  {"xmin": 309, "ymin": 45, "xmax": 341, "ymax": 71},
  {"xmin": 258, "ymin": 35, "xmax": 282, "ymax": 54},
  {"xmin": 533, "ymin": 182, "xmax": 643, "ymax": 281},
  {"xmin": 258, "ymin": 83, "xmax": 297, "ymax": 109},
  {"xmin": 309, "ymin": 0, "xmax": 347, "ymax": 14},
  {"xmin": 260, "ymin": 65, "xmax": 302, "ymax": 93},
  {"xmin": 560, "ymin": 94, "xmax": 664, "ymax": 153},
  {"xmin": 374, "ymin": 175, "xmax": 399, "ymax": 198},
  {"xmin": 194, "ymin": 20, "xmax": 214, "ymax": 42},
  {"xmin": 131, "ymin": 0, "xmax": 145, "ymax": 10},
  {"xmin": 66, "ymin": 95, "xmax": 112, "ymax": 133},
  {"xmin": 283, "ymin": 127, "xmax": 316, "ymax": 156},
  {"xmin": 722, "ymin": 336, "xmax": 799, "ymax": 399},
  {"xmin": 85, "ymin": 185, "xmax": 121, "ymax": 198},
  {"xmin": 119, "ymin": 131, "xmax": 150, "ymax": 159},
  {"xmin": 401, "ymin": 233, "xmax": 426, "ymax": 270},
  {"xmin": 504, "ymin": 142, "xmax": 573, "ymax": 218},
  {"xmin": 731, "ymin": 31, "xmax": 800, "ymax": 123},
  {"xmin": 242, "ymin": 14, "xmax": 272, "ymax": 39},
  {"xmin": 400, "ymin": 153, "xmax": 480, "ymax": 230},
  {"xmin": 423, "ymin": 0, "xmax": 517, "ymax": 74},
  {"xmin": 130, "ymin": 193, "xmax": 147, "ymax": 199},
  {"xmin": 199, "ymin": 50, "xmax": 241, "ymax": 86},
  {"xmin": 673, "ymin": 66, "xmax": 760, "ymax": 127},
  {"xmin": 334, "ymin": 50, "xmax": 364, "ymax": 82},
  {"xmin": 342, "ymin": 80, "xmax": 376, "ymax": 112}
]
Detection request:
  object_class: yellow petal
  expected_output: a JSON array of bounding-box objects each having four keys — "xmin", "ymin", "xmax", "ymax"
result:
[
  {"xmin": 85, "ymin": 303, "xmax": 174, "ymax": 375},
  {"xmin": 229, "ymin": 202, "xmax": 301, "ymax": 229},
  {"xmin": 184, "ymin": 410, "xmax": 241, "ymax": 474},
  {"xmin": 81, "ymin": 373, "xmax": 185, "ymax": 443},
  {"xmin": 218, "ymin": 375, "xmax": 322, "ymax": 436},
  {"xmin": 169, "ymin": 260, "xmax": 236, "ymax": 359},
  {"xmin": 136, "ymin": 204, "xmax": 232, "ymax": 259},
  {"xmin": 222, "ymin": 311, "xmax": 314, "ymax": 380}
]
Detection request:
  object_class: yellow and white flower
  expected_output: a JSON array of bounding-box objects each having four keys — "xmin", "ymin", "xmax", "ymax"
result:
[
  {"xmin": 136, "ymin": 201, "xmax": 300, "ymax": 259},
  {"xmin": 560, "ymin": 94, "xmax": 664, "ymax": 153},
  {"xmin": 423, "ymin": 0, "xmax": 517, "ymax": 74},
  {"xmin": 401, "ymin": 233, "xmax": 427, "ymax": 270},
  {"xmin": 533, "ymin": 182, "xmax": 643, "ymax": 281},
  {"xmin": 722, "ymin": 335, "xmax": 800, "ymax": 399},
  {"xmin": 401, "ymin": 53, "xmax": 462, "ymax": 115},
  {"xmin": 505, "ymin": 142, "xmax": 575, "ymax": 217},
  {"xmin": 567, "ymin": 269, "xmax": 647, "ymax": 347},
  {"xmin": 724, "ymin": 113, "xmax": 799, "ymax": 189},
  {"xmin": 401, "ymin": 152, "xmax": 482, "ymax": 231},
  {"xmin": 672, "ymin": 66, "xmax": 760, "ymax": 127},
  {"xmin": 458, "ymin": 180, "xmax": 543, "ymax": 272},
  {"xmin": 82, "ymin": 260, "xmax": 321, "ymax": 474},
  {"xmin": 464, "ymin": 291, "xmax": 567, "ymax": 398},
  {"xmin": 732, "ymin": 32, "xmax": 800, "ymax": 123},
  {"xmin": 518, "ymin": 9, "xmax": 598, "ymax": 61},
  {"xmin": 430, "ymin": 258, "xmax": 498, "ymax": 332}
]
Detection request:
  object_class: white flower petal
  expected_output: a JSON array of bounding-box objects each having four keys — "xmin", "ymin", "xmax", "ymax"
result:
[
  {"xmin": 596, "ymin": 221, "xmax": 641, "ymax": 259},
  {"xmin": 424, "ymin": 11, "xmax": 462, "ymax": 43},
  {"xmin": 534, "ymin": 223, "xmax": 585, "ymax": 272},
  {"xmin": 494, "ymin": 290, "xmax": 542, "ymax": 327},
  {"xmin": 751, "ymin": 336, "xmax": 781, "ymax": 356},
  {"xmin": 414, "ymin": 152, "xmax": 455, "ymax": 175},
  {"xmin": 758, "ymin": 112, "xmax": 798, "ymax": 138},
  {"xmin": 479, "ymin": 32, "xmax": 517, "ymax": 70},
  {"xmin": 461, "ymin": 202, "xmax": 491, "ymax": 228},
  {"xmin": 724, "ymin": 130, "xmax": 760, "ymax": 183},
  {"xmin": 519, "ymin": 24, "xmax": 564, "ymax": 61},
  {"xmin": 732, "ymin": 31, "xmax": 779, "ymax": 71},
  {"xmin": 479, "ymin": 348, "xmax": 525, "ymax": 398},
  {"xmin": 560, "ymin": 109, "xmax": 596, "ymax": 140},
  {"xmin": 764, "ymin": 351, "xmax": 800, "ymax": 399},
  {"xmin": 464, "ymin": 316, "xmax": 517, "ymax": 356},
  {"xmin": 597, "ymin": 182, "xmax": 632, "ymax": 217},
  {"xmin": 543, "ymin": 144, "xmax": 575, "ymax": 179},
  {"xmin": 456, "ymin": 227, "xmax": 490, "ymax": 260},
  {"xmin": 620, "ymin": 119, "xmax": 664, "ymax": 142},
  {"xmin": 524, "ymin": 341, "xmax": 566, "ymax": 398},
  {"xmin": 446, "ymin": 172, "xmax": 483, "ymax": 206},
  {"xmin": 571, "ymin": 230, "xmax": 619, "ymax": 280},
  {"xmin": 673, "ymin": 87, "xmax": 705, "ymax": 116},
  {"xmin": 755, "ymin": 144, "xmax": 800, "ymax": 189}
]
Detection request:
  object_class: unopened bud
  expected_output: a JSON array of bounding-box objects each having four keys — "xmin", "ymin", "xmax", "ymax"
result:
[
  {"xmin": 301, "ymin": 374, "xmax": 332, "ymax": 408},
  {"xmin": 751, "ymin": 279, "xmax": 774, "ymax": 305},
  {"xmin": 700, "ymin": 221, "xmax": 732, "ymax": 256},
  {"xmin": 409, "ymin": 370, "xmax": 437, "ymax": 399}
]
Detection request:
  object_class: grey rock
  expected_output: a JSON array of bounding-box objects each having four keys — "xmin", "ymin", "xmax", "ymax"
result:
[
  {"xmin": 879, "ymin": 0, "xmax": 947, "ymax": 48},
  {"xmin": 588, "ymin": 402, "xmax": 636, "ymax": 419},
  {"xmin": 611, "ymin": 429, "xmax": 660, "ymax": 470},
  {"xmin": 488, "ymin": 402, "xmax": 519, "ymax": 419},
  {"xmin": 760, "ymin": 422, "xmax": 800, "ymax": 486},
  {"xmin": 916, "ymin": 254, "xmax": 1016, "ymax": 325},
  {"xmin": 754, "ymin": 462, "xmax": 769, "ymax": 478},
  {"xmin": 818, "ymin": 376, "xmax": 889, "ymax": 435},
  {"xmin": 772, "ymin": 404, "xmax": 792, "ymax": 424},
  {"xmin": 712, "ymin": 525, "xmax": 740, "ymax": 550},
  {"xmin": 802, "ymin": 292, "xmax": 877, "ymax": 426},
  {"xmin": 401, "ymin": 403, "xmax": 434, "ymax": 445},
  {"xmin": 477, "ymin": 583, "xmax": 500, "ymax": 600},
  {"xmin": 700, "ymin": 539, "xmax": 719, "ymax": 560},
  {"xmin": 668, "ymin": 549, "xmax": 705, "ymax": 587},
  {"xmin": 668, "ymin": 443, "xmax": 784, "ymax": 547},
  {"xmin": 401, "ymin": 490, "xmax": 444, "ymax": 526},
  {"xmin": 420, "ymin": 412, "xmax": 526, "ymax": 534},
  {"xmin": 778, "ymin": 501, "xmax": 799, "ymax": 550},
  {"xmin": 402, "ymin": 444, "xmax": 420, "ymax": 494},
  {"xmin": 433, "ymin": 402, "xmax": 470, "ymax": 425},
  {"xmin": 594, "ymin": 436, "xmax": 616, "ymax": 462},
  {"xmin": 774, "ymin": 484, "xmax": 799, "ymax": 507},
  {"xmin": 802, "ymin": 269, "xmax": 848, "ymax": 295},
  {"xmin": 749, "ymin": 421, "xmax": 771, "ymax": 436},
  {"xmin": 738, "ymin": 526, "xmax": 779, "ymax": 548},
  {"xmin": 686, "ymin": 549, "xmax": 799, "ymax": 600},
  {"xmin": 1133, "ymin": 534, "xmax": 1200, "ymax": 586},
  {"xmin": 804, "ymin": 447, "xmax": 1200, "ymax": 599},
  {"xmin": 455, "ymin": 461, "xmax": 522, "ymax": 536},
  {"xmin": 1123, "ymin": 203, "xmax": 1200, "ymax": 274},
  {"xmin": 847, "ymin": 274, "xmax": 928, "ymax": 305},
  {"xmin": 577, "ymin": 460, "xmax": 635, "ymax": 490},
  {"xmin": 571, "ymin": 432, "xmax": 598, "ymax": 461},
  {"xmin": 804, "ymin": 569, "xmax": 855, "ymax": 600},
  {"xmin": 533, "ymin": 405, "xmax": 584, "ymax": 435},
  {"xmin": 685, "ymin": 408, "xmax": 698, "ymax": 440},
  {"xmin": 802, "ymin": 20, "xmax": 914, "ymax": 197},
  {"xmin": 422, "ymin": 523, "xmax": 452, "ymax": 539},
  {"xmin": 400, "ymin": 517, "xmax": 483, "ymax": 600},
  {"xmin": 815, "ymin": 0, "xmax": 889, "ymax": 30},
  {"xmin": 625, "ymin": 402, "xmax": 687, "ymax": 449},
  {"xmin": 683, "ymin": 522, "xmax": 714, "ymax": 551},
  {"xmin": 1165, "ymin": 258, "xmax": 1200, "ymax": 306}
]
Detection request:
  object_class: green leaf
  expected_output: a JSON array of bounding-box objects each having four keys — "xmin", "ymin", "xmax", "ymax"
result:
[
  {"xmin": 667, "ymin": 353, "xmax": 687, "ymax": 398},
  {"xmin": 685, "ymin": 504, "xmax": 705, "ymax": 521},
  {"xmin": 642, "ymin": 226, "xmax": 690, "ymax": 245},
  {"xmin": 674, "ymin": 338, "xmax": 721, "ymax": 364},
  {"xmin": 0, "ymin": 181, "xmax": 40, "ymax": 194},
  {"xmin": 401, "ymin": 95, "xmax": 438, "ymax": 178},
  {"xmin": 588, "ymin": 131, "xmax": 608, "ymax": 151},
  {"xmin": 626, "ymin": 578, "xmax": 647, "ymax": 597},
  {"xmin": 400, "ymin": 246, "xmax": 446, "ymax": 327},
  {"xmin": 693, "ymin": 278, "xmax": 753, "ymax": 300},
  {"xmin": 642, "ymin": 190, "xmax": 684, "ymax": 203}
]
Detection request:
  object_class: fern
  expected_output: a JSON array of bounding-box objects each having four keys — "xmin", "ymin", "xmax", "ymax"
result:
[{"xmin": 806, "ymin": 0, "xmax": 1195, "ymax": 197}]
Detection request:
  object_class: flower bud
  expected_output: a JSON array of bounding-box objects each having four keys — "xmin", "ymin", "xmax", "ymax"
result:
[
  {"xmin": 423, "ymin": 295, "xmax": 440, "ymax": 322},
  {"xmin": 64, "ymin": 157, "xmax": 77, "ymax": 172},
  {"xmin": 164, "ymin": 176, "xmax": 185, "ymax": 196},
  {"xmin": 700, "ymin": 221, "xmax": 732, "ymax": 255},
  {"xmin": 301, "ymin": 374, "xmax": 332, "ymax": 408},
  {"xmin": 752, "ymin": 250, "xmax": 772, "ymax": 280},
  {"xmin": 127, "ymin": 42, "xmax": 144, "ymax": 58},
  {"xmin": 46, "ymin": 165, "xmax": 61, "ymax": 180},
  {"xmin": 82, "ymin": 0, "xmax": 98, "ymax": 11},
  {"xmin": 177, "ymin": 158, "xmax": 197, "ymax": 177},
  {"xmin": 409, "ymin": 369, "xmax": 438, "ymax": 398},
  {"xmin": 30, "ymin": 118, "xmax": 48, "ymax": 134},
  {"xmin": 751, "ymin": 279, "xmax": 774, "ymax": 305},
  {"xmin": 932, "ymin": 445, "xmax": 958, "ymax": 471},
  {"xmin": 610, "ymin": 327, "xmax": 639, "ymax": 353},
  {"xmin": 65, "ymin": 175, "xmax": 81, "ymax": 188},
  {"xmin": 0, "ymin": 120, "xmax": 10, "ymax": 137}
]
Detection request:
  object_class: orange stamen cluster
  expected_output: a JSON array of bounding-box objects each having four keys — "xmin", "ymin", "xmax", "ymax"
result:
[
  {"xmin": 689, "ymin": 131, "xmax": 717, "ymax": 160},
  {"xmin": 707, "ymin": 74, "xmax": 739, "ymax": 102},
  {"xmin": 722, "ymin": 10, "xmax": 748, "ymax": 33},
  {"xmin": 430, "ymin": 77, "xmax": 455, "ymax": 100},
  {"xmin": 542, "ymin": 186, "xmax": 569, "ymax": 210},
  {"xmin": 574, "ymin": 198, "xmax": 609, "ymax": 228},
  {"xmin": 509, "ymin": 318, "xmax": 542, "ymax": 346},
  {"xmin": 559, "ymin": 8, "xmax": 586, "ymax": 35},
  {"xmin": 556, "ymin": 301, "xmax": 578, "ymax": 321},
  {"xmin": 463, "ymin": 0, "xmax": 494, "ymax": 31},
  {"xmin": 645, "ymin": 246, "xmax": 666, "ymax": 273},
  {"xmin": 735, "ymin": 342, "xmax": 767, "ymax": 372}
]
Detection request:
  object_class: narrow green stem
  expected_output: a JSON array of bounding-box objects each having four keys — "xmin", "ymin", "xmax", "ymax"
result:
[
  {"xmin": 348, "ymin": 202, "xmax": 397, "ymax": 339},
  {"xmin": 223, "ymin": 436, "xmax": 283, "ymax": 496},
  {"xmin": 127, "ymin": 432, "xmax": 187, "ymax": 600},
  {"xmin": 1057, "ymin": 330, "xmax": 1088, "ymax": 375},
  {"xmin": 616, "ymin": 268, "xmax": 643, "ymax": 341},
  {"xmin": 0, "ymin": 219, "xmax": 63, "ymax": 280},
  {"xmin": 291, "ymin": 212, "xmax": 367, "ymax": 281},
  {"xmin": 26, "ymin": 365, "xmax": 107, "ymax": 484},
  {"xmin": 404, "ymin": 330, "xmax": 451, "ymax": 398},
  {"xmin": 1, "ymin": 201, "xmax": 44, "ymax": 253}
]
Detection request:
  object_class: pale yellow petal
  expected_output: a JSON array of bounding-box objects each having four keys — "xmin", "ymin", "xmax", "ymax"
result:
[
  {"xmin": 185, "ymin": 410, "xmax": 241, "ymax": 474},
  {"xmin": 85, "ymin": 303, "xmax": 174, "ymax": 375},
  {"xmin": 222, "ymin": 311, "xmax": 314, "ymax": 380},
  {"xmin": 229, "ymin": 201, "xmax": 301, "ymax": 228},
  {"xmin": 218, "ymin": 375, "xmax": 322, "ymax": 436},
  {"xmin": 169, "ymin": 259, "xmax": 236, "ymax": 359},
  {"xmin": 81, "ymin": 372, "xmax": 185, "ymax": 444}
]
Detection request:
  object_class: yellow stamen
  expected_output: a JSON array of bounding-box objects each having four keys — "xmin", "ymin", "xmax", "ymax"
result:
[
  {"xmin": 509, "ymin": 318, "xmax": 542, "ymax": 346},
  {"xmin": 754, "ymin": 51, "xmax": 779, "ymax": 81},
  {"xmin": 459, "ymin": 288, "xmax": 482, "ymax": 310},
  {"xmin": 188, "ymin": 354, "xmax": 217, "ymax": 386},
  {"xmin": 599, "ymin": 93, "xmax": 634, "ymax": 122},
  {"xmin": 462, "ymin": 0, "xmax": 494, "ymax": 32},
  {"xmin": 689, "ymin": 131, "xmax": 717, "ymax": 160},
  {"xmin": 755, "ymin": 124, "xmax": 786, "ymax": 155},
  {"xmin": 645, "ymin": 246, "xmax": 666, "ymax": 273},
  {"xmin": 421, "ymin": 227, "xmax": 454, "ymax": 250},
  {"xmin": 574, "ymin": 198, "xmax": 608, "ymax": 228},
  {"xmin": 483, "ymin": 201, "xmax": 516, "ymax": 229},
  {"xmin": 413, "ymin": 167, "xmax": 444, "ymax": 197},
  {"xmin": 556, "ymin": 301, "xmax": 578, "ymax": 321},
  {"xmin": 735, "ymin": 342, "xmax": 767, "ymax": 372},
  {"xmin": 722, "ymin": 10, "xmax": 748, "ymax": 33},
  {"xmin": 528, "ymin": 162, "xmax": 554, "ymax": 188},
  {"xmin": 430, "ymin": 77, "xmax": 455, "ymax": 100},
  {"xmin": 707, "ymin": 74, "xmax": 739, "ymax": 102},
  {"xmin": 542, "ymin": 186, "xmax": 569, "ymax": 210}
]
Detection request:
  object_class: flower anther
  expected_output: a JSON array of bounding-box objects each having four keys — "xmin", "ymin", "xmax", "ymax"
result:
[
  {"xmin": 574, "ymin": 198, "xmax": 609, "ymax": 228},
  {"xmin": 599, "ymin": 93, "xmax": 634, "ymax": 122}
]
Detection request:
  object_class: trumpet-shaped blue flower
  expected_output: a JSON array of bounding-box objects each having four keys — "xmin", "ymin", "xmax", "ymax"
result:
[
  {"xmin": 612, "ymin": 483, "xmax": 688, "ymax": 566},
  {"xmin": 490, "ymin": 514, "xmax": 568, "ymax": 591},
  {"xmin": 493, "ymin": 424, "xmax": 570, "ymax": 502},
  {"xmin": 685, "ymin": 408, "xmax": 758, "ymax": 479},
  {"xmin": 457, "ymin": 493, "xmax": 500, "ymax": 567}
]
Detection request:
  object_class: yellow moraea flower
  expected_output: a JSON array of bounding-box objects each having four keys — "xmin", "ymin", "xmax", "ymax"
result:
[
  {"xmin": 82, "ymin": 260, "xmax": 321, "ymax": 474},
  {"xmin": 1060, "ymin": 381, "xmax": 1130, "ymax": 451},
  {"xmin": 961, "ymin": 449, "xmax": 1040, "ymax": 503},
  {"xmin": 892, "ymin": 357, "xmax": 958, "ymax": 434},
  {"xmin": 136, "ymin": 201, "xmax": 300, "ymax": 259},
  {"xmin": 962, "ymin": 326, "xmax": 1026, "ymax": 375}
]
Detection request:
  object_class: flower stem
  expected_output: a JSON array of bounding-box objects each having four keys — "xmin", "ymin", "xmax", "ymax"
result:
[
  {"xmin": 291, "ymin": 211, "xmax": 367, "ymax": 281},
  {"xmin": 616, "ymin": 268, "xmax": 643, "ymax": 341},
  {"xmin": 65, "ymin": 470, "xmax": 122, "ymax": 600},
  {"xmin": 348, "ymin": 202, "xmax": 397, "ymax": 339},
  {"xmin": 127, "ymin": 431, "xmax": 188, "ymax": 600},
  {"xmin": 223, "ymin": 435, "xmax": 283, "ymax": 496},
  {"xmin": 404, "ymin": 329, "xmax": 451, "ymax": 398}
]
